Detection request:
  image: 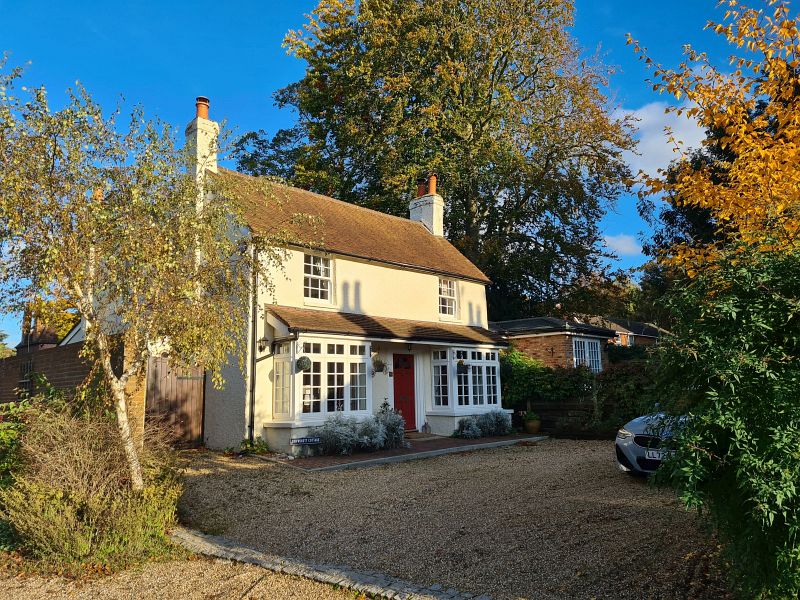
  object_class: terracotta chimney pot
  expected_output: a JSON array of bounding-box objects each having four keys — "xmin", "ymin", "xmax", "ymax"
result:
[
  {"xmin": 195, "ymin": 96, "xmax": 210, "ymax": 120},
  {"xmin": 416, "ymin": 178, "xmax": 427, "ymax": 198},
  {"xmin": 427, "ymin": 173, "xmax": 437, "ymax": 196}
]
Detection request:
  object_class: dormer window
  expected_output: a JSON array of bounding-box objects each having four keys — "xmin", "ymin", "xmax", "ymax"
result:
[
  {"xmin": 304, "ymin": 254, "xmax": 332, "ymax": 301},
  {"xmin": 438, "ymin": 278, "xmax": 457, "ymax": 317}
]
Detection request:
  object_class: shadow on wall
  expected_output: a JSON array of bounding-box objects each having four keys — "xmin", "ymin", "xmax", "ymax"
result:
[{"xmin": 341, "ymin": 280, "xmax": 363, "ymax": 314}]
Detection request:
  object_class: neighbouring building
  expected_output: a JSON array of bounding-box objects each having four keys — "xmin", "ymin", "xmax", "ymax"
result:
[
  {"xmin": 490, "ymin": 317, "xmax": 615, "ymax": 373},
  {"xmin": 573, "ymin": 316, "xmax": 666, "ymax": 346}
]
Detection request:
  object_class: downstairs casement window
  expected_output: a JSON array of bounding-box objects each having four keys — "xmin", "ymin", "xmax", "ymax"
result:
[
  {"xmin": 573, "ymin": 337, "xmax": 603, "ymax": 373},
  {"xmin": 436, "ymin": 349, "xmax": 500, "ymax": 407},
  {"xmin": 297, "ymin": 340, "xmax": 370, "ymax": 415}
]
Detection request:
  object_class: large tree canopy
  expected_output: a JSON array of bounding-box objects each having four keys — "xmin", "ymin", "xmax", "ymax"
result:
[{"xmin": 236, "ymin": 0, "xmax": 635, "ymax": 319}]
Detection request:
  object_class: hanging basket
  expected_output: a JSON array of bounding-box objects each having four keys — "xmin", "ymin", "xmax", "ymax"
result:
[
  {"xmin": 456, "ymin": 361, "xmax": 469, "ymax": 374},
  {"xmin": 295, "ymin": 356, "xmax": 312, "ymax": 373},
  {"xmin": 372, "ymin": 357, "xmax": 387, "ymax": 373}
]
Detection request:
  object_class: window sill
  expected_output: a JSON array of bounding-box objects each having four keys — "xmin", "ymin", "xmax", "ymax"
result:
[{"xmin": 303, "ymin": 298, "xmax": 336, "ymax": 309}]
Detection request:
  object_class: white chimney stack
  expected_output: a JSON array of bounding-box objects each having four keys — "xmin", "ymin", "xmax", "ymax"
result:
[
  {"xmin": 409, "ymin": 173, "xmax": 444, "ymax": 236},
  {"xmin": 185, "ymin": 96, "xmax": 219, "ymax": 181}
]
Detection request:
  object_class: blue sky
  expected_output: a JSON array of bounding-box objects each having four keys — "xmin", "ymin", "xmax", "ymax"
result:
[{"xmin": 0, "ymin": 0, "xmax": 734, "ymax": 344}]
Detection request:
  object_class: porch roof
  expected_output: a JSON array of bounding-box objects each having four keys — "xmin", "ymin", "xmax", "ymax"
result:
[{"xmin": 268, "ymin": 305, "xmax": 506, "ymax": 346}]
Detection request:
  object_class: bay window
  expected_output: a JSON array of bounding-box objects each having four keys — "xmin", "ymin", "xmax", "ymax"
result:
[
  {"xmin": 433, "ymin": 348, "xmax": 501, "ymax": 408},
  {"xmin": 295, "ymin": 337, "xmax": 371, "ymax": 417}
]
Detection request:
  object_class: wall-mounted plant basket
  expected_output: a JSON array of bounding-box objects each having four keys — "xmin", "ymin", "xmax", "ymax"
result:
[
  {"xmin": 296, "ymin": 356, "xmax": 312, "ymax": 373},
  {"xmin": 372, "ymin": 357, "xmax": 387, "ymax": 374},
  {"xmin": 456, "ymin": 360, "xmax": 469, "ymax": 374}
]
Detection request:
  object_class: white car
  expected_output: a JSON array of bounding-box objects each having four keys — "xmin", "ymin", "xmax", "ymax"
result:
[{"xmin": 615, "ymin": 413, "xmax": 675, "ymax": 475}]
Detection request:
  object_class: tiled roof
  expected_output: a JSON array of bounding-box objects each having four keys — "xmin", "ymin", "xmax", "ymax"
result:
[
  {"xmin": 269, "ymin": 305, "xmax": 506, "ymax": 346},
  {"xmin": 489, "ymin": 316, "xmax": 615, "ymax": 338},
  {"xmin": 215, "ymin": 168, "xmax": 490, "ymax": 283},
  {"xmin": 578, "ymin": 316, "xmax": 667, "ymax": 338}
]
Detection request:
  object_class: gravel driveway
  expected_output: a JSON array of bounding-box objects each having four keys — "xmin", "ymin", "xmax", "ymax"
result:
[
  {"xmin": 179, "ymin": 439, "xmax": 730, "ymax": 600},
  {"xmin": 0, "ymin": 556, "xmax": 351, "ymax": 599}
]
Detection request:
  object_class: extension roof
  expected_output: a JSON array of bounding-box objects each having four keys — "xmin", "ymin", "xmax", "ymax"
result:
[
  {"xmin": 489, "ymin": 316, "xmax": 615, "ymax": 338},
  {"xmin": 269, "ymin": 305, "xmax": 506, "ymax": 346},
  {"xmin": 215, "ymin": 168, "xmax": 490, "ymax": 284},
  {"xmin": 577, "ymin": 316, "xmax": 667, "ymax": 338}
]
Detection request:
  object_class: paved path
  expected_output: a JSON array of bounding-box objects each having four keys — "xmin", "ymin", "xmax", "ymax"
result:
[
  {"xmin": 271, "ymin": 434, "xmax": 547, "ymax": 471},
  {"xmin": 171, "ymin": 527, "xmax": 491, "ymax": 600}
]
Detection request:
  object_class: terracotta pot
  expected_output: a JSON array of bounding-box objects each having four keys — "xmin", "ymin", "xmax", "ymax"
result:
[{"xmin": 524, "ymin": 419, "xmax": 541, "ymax": 434}]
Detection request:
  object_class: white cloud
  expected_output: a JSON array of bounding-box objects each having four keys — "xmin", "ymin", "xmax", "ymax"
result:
[
  {"xmin": 604, "ymin": 233, "xmax": 642, "ymax": 257},
  {"xmin": 617, "ymin": 101, "xmax": 706, "ymax": 178}
]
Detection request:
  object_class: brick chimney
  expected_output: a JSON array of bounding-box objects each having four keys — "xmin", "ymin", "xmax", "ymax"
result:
[
  {"xmin": 409, "ymin": 173, "xmax": 444, "ymax": 236},
  {"xmin": 185, "ymin": 96, "xmax": 219, "ymax": 181}
]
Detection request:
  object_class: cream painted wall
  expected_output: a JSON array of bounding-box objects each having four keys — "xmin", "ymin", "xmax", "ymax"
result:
[{"xmin": 260, "ymin": 248, "xmax": 489, "ymax": 327}]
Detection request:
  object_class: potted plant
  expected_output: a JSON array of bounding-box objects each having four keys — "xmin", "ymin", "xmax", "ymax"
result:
[
  {"xmin": 295, "ymin": 356, "xmax": 312, "ymax": 373},
  {"xmin": 456, "ymin": 359, "xmax": 469, "ymax": 374},
  {"xmin": 372, "ymin": 357, "xmax": 386, "ymax": 374},
  {"xmin": 523, "ymin": 410, "xmax": 541, "ymax": 434}
]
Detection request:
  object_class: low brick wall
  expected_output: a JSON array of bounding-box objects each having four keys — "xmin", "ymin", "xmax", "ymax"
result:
[{"xmin": 0, "ymin": 343, "xmax": 94, "ymax": 403}]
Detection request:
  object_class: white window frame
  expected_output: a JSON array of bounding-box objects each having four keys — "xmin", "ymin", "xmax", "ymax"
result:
[
  {"xmin": 438, "ymin": 278, "xmax": 458, "ymax": 319},
  {"xmin": 432, "ymin": 349, "xmax": 449, "ymax": 407},
  {"xmin": 573, "ymin": 337, "xmax": 603, "ymax": 373},
  {"xmin": 434, "ymin": 348, "xmax": 501, "ymax": 409},
  {"xmin": 296, "ymin": 337, "xmax": 371, "ymax": 419},
  {"xmin": 303, "ymin": 253, "xmax": 334, "ymax": 305},
  {"xmin": 273, "ymin": 342, "xmax": 293, "ymax": 417}
]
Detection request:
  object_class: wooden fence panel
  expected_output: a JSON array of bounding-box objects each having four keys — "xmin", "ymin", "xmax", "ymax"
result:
[{"xmin": 145, "ymin": 357, "xmax": 204, "ymax": 445}]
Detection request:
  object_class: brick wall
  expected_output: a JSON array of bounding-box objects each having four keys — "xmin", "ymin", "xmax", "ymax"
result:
[
  {"xmin": 511, "ymin": 334, "xmax": 573, "ymax": 369},
  {"xmin": 511, "ymin": 333, "xmax": 609, "ymax": 371},
  {"xmin": 0, "ymin": 343, "xmax": 94, "ymax": 404}
]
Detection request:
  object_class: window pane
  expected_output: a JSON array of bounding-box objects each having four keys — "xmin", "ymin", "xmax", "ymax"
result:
[
  {"xmin": 326, "ymin": 362, "xmax": 345, "ymax": 412},
  {"xmin": 457, "ymin": 371, "xmax": 470, "ymax": 406},
  {"xmin": 472, "ymin": 365, "xmax": 484, "ymax": 405},
  {"xmin": 486, "ymin": 365, "xmax": 498, "ymax": 405},
  {"xmin": 434, "ymin": 364, "xmax": 449, "ymax": 406},
  {"xmin": 349, "ymin": 363, "xmax": 367, "ymax": 411},
  {"xmin": 302, "ymin": 361, "xmax": 322, "ymax": 413}
]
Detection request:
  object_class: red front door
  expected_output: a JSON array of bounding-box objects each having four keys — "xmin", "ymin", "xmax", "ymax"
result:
[{"xmin": 393, "ymin": 354, "xmax": 416, "ymax": 430}]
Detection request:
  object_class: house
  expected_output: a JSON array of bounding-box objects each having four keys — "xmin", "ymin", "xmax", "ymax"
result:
[
  {"xmin": 188, "ymin": 98, "xmax": 506, "ymax": 452},
  {"xmin": 573, "ymin": 316, "xmax": 665, "ymax": 346},
  {"xmin": 490, "ymin": 317, "xmax": 614, "ymax": 373}
]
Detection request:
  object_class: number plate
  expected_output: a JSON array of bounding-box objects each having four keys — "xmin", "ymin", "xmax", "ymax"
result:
[{"xmin": 645, "ymin": 449, "xmax": 664, "ymax": 460}]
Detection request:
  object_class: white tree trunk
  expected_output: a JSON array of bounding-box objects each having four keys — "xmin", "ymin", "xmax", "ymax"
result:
[{"xmin": 111, "ymin": 381, "xmax": 145, "ymax": 492}]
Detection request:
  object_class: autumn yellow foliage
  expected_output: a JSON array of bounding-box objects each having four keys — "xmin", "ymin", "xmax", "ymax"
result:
[{"xmin": 629, "ymin": 1, "xmax": 800, "ymax": 272}]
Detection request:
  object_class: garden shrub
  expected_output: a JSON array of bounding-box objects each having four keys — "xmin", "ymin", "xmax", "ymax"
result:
[
  {"xmin": 311, "ymin": 404, "xmax": 405, "ymax": 455},
  {"xmin": 595, "ymin": 363, "xmax": 657, "ymax": 427},
  {"xmin": 475, "ymin": 409, "xmax": 512, "ymax": 437},
  {"xmin": 454, "ymin": 416, "xmax": 482, "ymax": 439},
  {"xmin": 376, "ymin": 401, "xmax": 405, "ymax": 449},
  {"xmin": 0, "ymin": 405, "xmax": 181, "ymax": 570},
  {"xmin": 655, "ymin": 245, "xmax": 800, "ymax": 598},
  {"xmin": 606, "ymin": 344, "xmax": 649, "ymax": 364},
  {"xmin": 314, "ymin": 414, "xmax": 360, "ymax": 455},
  {"xmin": 356, "ymin": 417, "xmax": 386, "ymax": 451}
]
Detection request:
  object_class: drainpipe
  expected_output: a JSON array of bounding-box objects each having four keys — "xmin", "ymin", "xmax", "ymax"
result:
[{"xmin": 247, "ymin": 244, "xmax": 258, "ymax": 443}]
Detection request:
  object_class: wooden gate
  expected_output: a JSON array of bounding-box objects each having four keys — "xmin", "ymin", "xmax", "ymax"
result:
[{"xmin": 145, "ymin": 357, "xmax": 205, "ymax": 445}]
